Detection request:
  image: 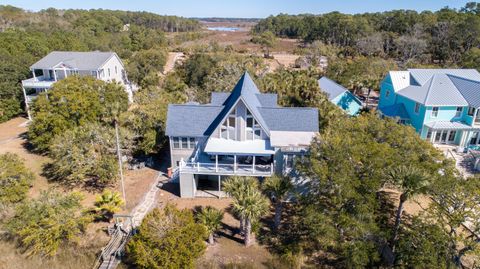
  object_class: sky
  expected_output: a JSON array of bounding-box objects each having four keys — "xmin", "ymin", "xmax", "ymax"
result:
[{"xmin": 1, "ymin": 0, "xmax": 473, "ymax": 18}]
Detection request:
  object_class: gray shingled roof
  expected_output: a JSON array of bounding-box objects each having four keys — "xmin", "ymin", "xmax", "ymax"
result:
[
  {"xmin": 166, "ymin": 72, "xmax": 319, "ymax": 137},
  {"xmin": 210, "ymin": 92, "xmax": 230, "ymax": 105},
  {"xmin": 259, "ymin": 107, "xmax": 319, "ymax": 131},
  {"xmin": 256, "ymin": 93, "xmax": 278, "ymax": 107},
  {"xmin": 165, "ymin": 105, "xmax": 223, "ymax": 137},
  {"xmin": 30, "ymin": 51, "xmax": 117, "ymax": 70},
  {"xmin": 318, "ymin": 77, "xmax": 348, "ymax": 101}
]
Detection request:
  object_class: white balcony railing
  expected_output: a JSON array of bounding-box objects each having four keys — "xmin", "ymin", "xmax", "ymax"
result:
[
  {"xmin": 179, "ymin": 162, "xmax": 273, "ymax": 176},
  {"xmin": 22, "ymin": 76, "xmax": 56, "ymax": 88}
]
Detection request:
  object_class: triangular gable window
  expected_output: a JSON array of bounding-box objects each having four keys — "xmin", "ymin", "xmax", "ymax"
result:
[{"xmin": 246, "ymin": 108, "xmax": 262, "ymax": 140}]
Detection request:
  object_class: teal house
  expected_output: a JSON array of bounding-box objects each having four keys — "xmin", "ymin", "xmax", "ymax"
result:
[
  {"xmin": 379, "ymin": 69, "xmax": 480, "ymax": 149},
  {"xmin": 318, "ymin": 77, "xmax": 362, "ymax": 115}
]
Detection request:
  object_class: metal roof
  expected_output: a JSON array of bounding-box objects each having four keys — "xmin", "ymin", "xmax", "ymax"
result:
[
  {"xmin": 424, "ymin": 121, "xmax": 472, "ymax": 130},
  {"xmin": 388, "ymin": 71, "xmax": 411, "ymax": 91},
  {"xmin": 395, "ymin": 70, "xmax": 480, "ymax": 106},
  {"xmin": 30, "ymin": 51, "xmax": 118, "ymax": 70},
  {"xmin": 166, "ymin": 72, "xmax": 319, "ymax": 137},
  {"xmin": 408, "ymin": 69, "xmax": 480, "ymax": 85},
  {"xmin": 210, "ymin": 92, "xmax": 230, "ymax": 105},
  {"xmin": 318, "ymin": 77, "xmax": 348, "ymax": 101}
]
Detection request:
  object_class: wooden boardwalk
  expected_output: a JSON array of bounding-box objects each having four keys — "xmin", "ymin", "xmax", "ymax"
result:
[{"xmin": 93, "ymin": 172, "xmax": 167, "ymax": 269}]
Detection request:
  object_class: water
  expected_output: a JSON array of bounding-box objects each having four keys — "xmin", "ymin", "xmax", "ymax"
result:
[{"xmin": 207, "ymin": 26, "xmax": 240, "ymax": 32}]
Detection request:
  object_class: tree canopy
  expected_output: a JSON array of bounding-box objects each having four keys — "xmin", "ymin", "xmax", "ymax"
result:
[
  {"xmin": 0, "ymin": 153, "xmax": 34, "ymax": 204},
  {"xmin": 126, "ymin": 205, "xmax": 206, "ymax": 269}
]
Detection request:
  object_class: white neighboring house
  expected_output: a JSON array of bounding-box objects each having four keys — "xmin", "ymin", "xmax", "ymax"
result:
[{"xmin": 22, "ymin": 51, "xmax": 136, "ymax": 120}]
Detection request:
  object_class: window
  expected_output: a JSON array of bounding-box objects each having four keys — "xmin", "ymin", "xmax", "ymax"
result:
[
  {"xmin": 108, "ymin": 68, "xmax": 111, "ymax": 77},
  {"xmin": 468, "ymin": 107, "xmax": 476, "ymax": 116},
  {"xmin": 471, "ymin": 132, "xmax": 479, "ymax": 145},
  {"xmin": 385, "ymin": 90, "xmax": 390, "ymax": 98},
  {"xmin": 455, "ymin": 107, "xmax": 463, "ymax": 117},
  {"xmin": 414, "ymin": 102, "xmax": 421, "ymax": 113},
  {"xmin": 181, "ymin": 137, "xmax": 188, "ymax": 148},
  {"xmin": 246, "ymin": 109, "xmax": 261, "ymax": 140},
  {"xmin": 189, "ymin": 138, "xmax": 196, "ymax": 148},
  {"xmin": 448, "ymin": 131, "xmax": 456, "ymax": 142},
  {"xmin": 220, "ymin": 109, "xmax": 236, "ymax": 140},
  {"xmin": 285, "ymin": 154, "xmax": 295, "ymax": 170},
  {"xmin": 426, "ymin": 130, "xmax": 432, "ymax": 140},
  {"xmin": 431, "ymin": 107, "xmax": 439, "ymax": 118},
  {"xmin": 172, "ymin": 137, "xmax": 180, "ymax": 149},
  {"xmin": 115, "ymin": 66, "xmax": 118, "ymax": 74}
]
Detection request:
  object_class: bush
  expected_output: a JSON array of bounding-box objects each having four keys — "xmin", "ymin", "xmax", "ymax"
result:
[
  {"xmin": 0, "ymin": 153, "xmax": 34, "ymax": 204},
  {"xmin": 46, "ymin": 123, "xmax": 128, "ymax": 188},
  {"xmin": 126, "ymin": 205, "xmax": 206, "ymax": 269},
  {"xmin": 93, "ymin": 189, "xmax": 124, "ymax": 221},
  {"xmin": 28, "ymin": 76, "xmax": 128, "ymax": 152},
  {"xmin": 6, "ymin": 190, "xmax": 92, "ymax": 257}
]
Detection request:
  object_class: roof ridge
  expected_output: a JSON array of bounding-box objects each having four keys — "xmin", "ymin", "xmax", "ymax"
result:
[{"xmin": 423, "ymin": 75, "xmax": 437, "ymax": 105}]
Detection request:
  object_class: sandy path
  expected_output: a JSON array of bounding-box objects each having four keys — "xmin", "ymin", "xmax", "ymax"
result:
[{"xmin": 163, "ymin": 52, "xmax": 185, "ymax": 74}]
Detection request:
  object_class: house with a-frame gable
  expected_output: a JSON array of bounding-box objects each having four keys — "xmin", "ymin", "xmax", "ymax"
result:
[{"xmin": 166, "ymin": 72, "xmax": 319, "ymax": 198}]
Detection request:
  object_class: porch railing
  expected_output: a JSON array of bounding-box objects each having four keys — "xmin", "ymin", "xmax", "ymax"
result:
[{"xmin": 179, "ymin": 162, "xmax": 273, "ymax": 176}]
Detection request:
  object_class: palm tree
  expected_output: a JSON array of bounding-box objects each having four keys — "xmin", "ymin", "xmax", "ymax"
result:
[
  {"xmin": 94, "ymin": 189, "xmax": 124, "ymax": 221},
  {"xmin": 196, "ymin": 206, "xmax": 223, "ymax": 245},
  {"xmin": 232, "ymin": 187, "xmax": 270, "ymax": 246},
  {"xmin": 387, "ymin": 165, "xmax": 430, "ymax": 253},
  {"xmin": 263, "ymin": 175, "xmax": 294, "ymax": 229},
  {"xmin": 222, "ymin": 176, "xmax": 259, "ymax": 232}
]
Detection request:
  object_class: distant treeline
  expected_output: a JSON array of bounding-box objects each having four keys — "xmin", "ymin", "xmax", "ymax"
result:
[
  {"xmin": 253, "ymin": 2, "xmax": 480, "ymax": 64},
  {"xmin": 0, "ymin": 5, "xmax": 200, "ymax": 32},
  {"xmin": 196, "ymin": 18, "xmax": 260, "ymax": 23}
]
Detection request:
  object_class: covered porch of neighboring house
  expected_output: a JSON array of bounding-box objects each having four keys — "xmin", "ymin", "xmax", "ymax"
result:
[{"xmin": 423, "ymin": 121, "xmax": 477, "ymax": 149}]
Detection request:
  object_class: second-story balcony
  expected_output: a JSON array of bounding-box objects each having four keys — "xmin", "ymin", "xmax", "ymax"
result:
[
  {"xmin": 22, "ymin": 76, "xmax": 56, "ymax": 88},
  {"xmin": 179, "ymin": 162, "xmax": 273, "ymax": 176}
]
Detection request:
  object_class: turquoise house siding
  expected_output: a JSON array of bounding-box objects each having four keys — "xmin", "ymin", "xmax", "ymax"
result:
[
  {"xmin": 379, "ymin": 77, "xmax": 396, "ymax": 107},
  {"xmin": 394, "ymin": 95, "xmax": 426, "ymax": 132},
  {"xmin": 424, "ymin": 106, "xmax": 464, "ymax": 124},
  {"xmin": 331, "ymin": 92, "xmax": 362, "ymax": 116}
]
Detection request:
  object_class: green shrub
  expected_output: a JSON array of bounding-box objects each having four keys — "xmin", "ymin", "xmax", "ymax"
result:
[
  {"xmin": 0, "ymin": 153, "xmax": 34, "ymax": 204},
  {"xmin": 6, "ymin": 190, "xmax": 92, "ymax": 257},
  {"xmin": 127, "ymin": 205, "xmax": 206, "ymax": 269}
]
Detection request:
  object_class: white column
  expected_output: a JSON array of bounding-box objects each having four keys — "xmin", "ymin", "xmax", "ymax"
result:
[
  {"xmin": 22, "ymin": 86, "xmax": 31, "ymax": 121},
  {"xmin": 234, "ymin": 155, "xmax": 237, "ymax": 173},
  {"xmin": 53, "ymin": 69, "xmax": 57, "ymax": 81},
  {"xmin": 32, "ymin": 69, "xmax": 36, "ymax": 80},
  {"xmin": 218, "ymin": 175, "xmax": 221, "ymax": 198},
  {"xmin": 252, "ymin": 156, "xmax": 256, "ymax": 174},
  {"xmin": 431, "ymin": 131, "xmax": 436, "ymax": 143},
  {"xmin": 63, "ymin": 68, "xmax": 67, "ymax": 78},
  {"xmin": 215, "ymin": 155, "xmax": 218, "ymax": 172}
]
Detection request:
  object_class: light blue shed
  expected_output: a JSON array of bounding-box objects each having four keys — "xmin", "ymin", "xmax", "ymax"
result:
[{"xmin": 318, "ymin": 77, "xmax": 363, "ymax": 115}]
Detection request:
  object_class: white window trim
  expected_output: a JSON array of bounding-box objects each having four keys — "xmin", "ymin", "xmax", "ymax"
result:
[
  {"xmin": 220, "ymin": 108, "xmax": 237, "ymax": 140},
  {"xmin": 172, "ymin": 137, "xmax": 196, "ymax": 149}
]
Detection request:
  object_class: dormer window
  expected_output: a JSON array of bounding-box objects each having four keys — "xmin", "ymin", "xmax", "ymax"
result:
[
  {"xmin": 431, "ymin": 107, "xmax": 439, "ymax": 118},
  {"xmin": 385, "ymin": 90, "xmax": 390, "ymax": 98}
]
